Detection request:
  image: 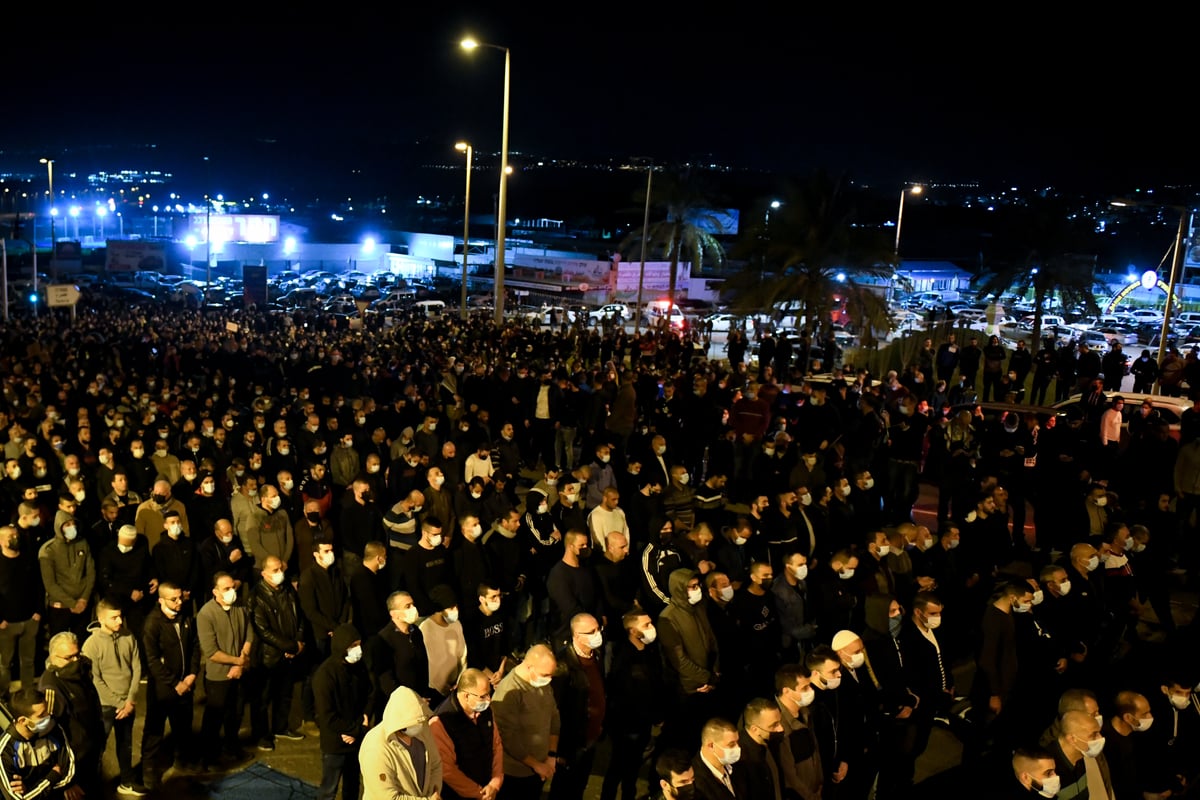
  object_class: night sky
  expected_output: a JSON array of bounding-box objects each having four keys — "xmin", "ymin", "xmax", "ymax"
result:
[{"xmin": 7, "ymin": 11, "xmax": 1195, "ymax": 194}]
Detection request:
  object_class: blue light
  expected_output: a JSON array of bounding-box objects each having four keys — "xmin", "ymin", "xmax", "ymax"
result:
[
  {"xmin": 836, "ymin": 273, "xmax": 846, "ymax": 283},
  {"xmin": 28, "ymin": 293, "xmax": 38, "ymax": 304}
]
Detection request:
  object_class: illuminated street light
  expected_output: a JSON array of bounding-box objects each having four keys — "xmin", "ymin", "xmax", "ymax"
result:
[
  {"xmin": 895, "ymin": 184, "xmax": 923, "ymax": 258},
  {"xmin": 1111, "ymin": 197, "xmax": 1194, "ymax": 386},
  {"xmin": 462, "ymin": 35, "xmax": 511, "ymax": 324},
  {"xmin": 456, "ymin": 141, "xmax": 473, "ymax": 320}
]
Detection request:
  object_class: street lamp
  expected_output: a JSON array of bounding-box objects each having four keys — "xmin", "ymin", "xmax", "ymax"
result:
[
  {"xmin": 96, "ymin": 206, "xmax": 107, "ymax": 240},
  {"xmin": 461, "ymin": 36, "xmax": 511, "ymax": 325},
  {"xmin": 39, "ymin": 158, "xmax": 55, "ymax": 278},
  {"xmin": 894, "ymin": 184, "xmax": 923, "ymax": 258},
  {"xmin": 1111, "ymin": 198, "xmax": 1193, "ymax": 388},
  {"xmin": 456, "ymin": 142, "xmax": 473, "ymax": 320}
]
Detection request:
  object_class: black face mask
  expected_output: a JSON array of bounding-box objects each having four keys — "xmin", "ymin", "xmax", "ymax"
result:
[
  {"xmin": 152, "ymin": 494, "xmax": 168, "ymax": 505},
  {"xmin": 670, "ymin": 784, "xmax": 696, "ymax": 800},
  {"xmin": 306, "ymin": 513, "xmax": 321, "ymax": 525}
]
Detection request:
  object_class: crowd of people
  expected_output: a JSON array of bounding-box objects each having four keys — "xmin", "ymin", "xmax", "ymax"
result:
[{"xmin": 0, "ymin": 301, "xmax": 1197, "ymax": 800}]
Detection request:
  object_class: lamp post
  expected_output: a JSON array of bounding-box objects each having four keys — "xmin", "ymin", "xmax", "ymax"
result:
[
  {"xmin": 1112, "ymin": 198, "xmax": 1193, "ymax": 392},
  {"xmin": 456, "ymin": 141, "xmax": 473, "ymax": 320},
  {"xmin": 894, "ymin": 184, "xmax": 923, "ymax": 258},
  {"xmin": 96, "ymin": 206, "xmax": 107, "ymax": 241},
  {"xmin": 39, "ymin": 158, "xmax": 55, "ymax": 279},
  {"xmin": 461, "ymin": 37, "xmax": 510, "ymax": 325},
  {"xmin": 634, "ymin": 165, "xmax": 654, "ymax": 335}
]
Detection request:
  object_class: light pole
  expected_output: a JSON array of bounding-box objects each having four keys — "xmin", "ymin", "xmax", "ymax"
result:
[
  {"xmin": 39, "ymin": 158, "xmax": 55, "ymax": 279},
  {"xmin": 96, "ymin": 206, "xmax": 107, "ymax": 241},
  {"xmin": 456, "ymin": 141, "xmax": 473, "ymax": 320},
  {"xmin": 634, "ymin": 165, "xmax": 654, "ymax": 335},
  {"xmin": 1112, "ymin": 198, "xmax": 1193, "ymax": 392},
  {"xmin": 894, "ymin": 184, "xmax": 923, "ymax": 258},
  {"xmin": 461, "ymin": 36, "xmax": 510, "ymax": 325}
]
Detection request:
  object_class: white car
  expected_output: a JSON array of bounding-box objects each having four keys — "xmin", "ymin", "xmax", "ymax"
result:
[
  {"xmin": 703, "ymin": 312, "xmax": 753, "ymax": 332},
  {"xmin": 524, "ymin": 305, "xmax": 576, "ymax": 325},
  {"xmin": 587, "ymin": 303, "xmax": 632, "ymax": 325},
  {"xmin": 1054, "ymin": 391, "xmax": 1192, "ymax": 442}
]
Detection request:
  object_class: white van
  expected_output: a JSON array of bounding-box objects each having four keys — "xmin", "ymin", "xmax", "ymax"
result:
[{"xmin": 415, "ymin": 299, "xmax": 446, "ymax": 319}]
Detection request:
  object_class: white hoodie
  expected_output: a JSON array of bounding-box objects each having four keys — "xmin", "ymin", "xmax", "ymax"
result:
[{"xmin": 359, "ymin": 686, "xmax": 442, "ymax": 800}]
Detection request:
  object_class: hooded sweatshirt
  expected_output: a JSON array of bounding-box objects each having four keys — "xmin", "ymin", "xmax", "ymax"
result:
[
  {"xmin": 360, "ymin": 686, "xmax": 443, "ymax": 800},
  {"xmin": 657, "ymin": 568, "xmax": 719, "ymax": 695},
  {"xmin": 312, "ymin": 623, "xmax": 373, "ymax": 754},
  {"xmin": 81, "ymin": 620, "xmax": 142, "ymax": 708}
]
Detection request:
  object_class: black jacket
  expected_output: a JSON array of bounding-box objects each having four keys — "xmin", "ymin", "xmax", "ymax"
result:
[
  {"xmin": 312, "ymin": 623, "xmax": 373, "ymax": 754},
  {"xmin": 38, "ymin": 658, "xmax": 107, "ymax": 764},
  {"xmin": 250, "ymin": 578, "xmax": 306, "ymax": 668},
  {"xmin": 151, "ymin": 534, "xmax": 200, "ymax": 600},
  {"xmin": 552, "ymin": 642, "xmax": 606, "ymax": 757},
  {"xmin": 298, "ymin": 561, "xmax": 350, "ymax": 641},
  {"xmin": 141, "ymin": 604, "xmax": 202, "ymax": 699}
]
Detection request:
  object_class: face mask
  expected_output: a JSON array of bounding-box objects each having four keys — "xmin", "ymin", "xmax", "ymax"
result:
[
  {"xmin": 319, "ymin": 551, "xmax": 336, "ymax": 567},
  {"xmin": 483, "ymin": 597, "xmax": 502, "ymax": 613},
  {"xmin": 1086, "ymin": 556, "xmax": 1100, "ymax": 572},
  {"xmin": 821, "ymin": 675, "xmax": 842, "ymax": 690},
  {"xmin": 282, "ymin": 478, "xmax": 294, "ymax": 491},
  {"xmin": 640, "ymin": 625, "xmax": 657, "ymax": 644},
  {"xmin": 167, "ymin": 523, "xmax": 182, "ymax": 538},
  {"xmin": 202, "ymin": 482, "xmax": 216, "ymax": 495},
  {"xmin": 1170, "ymin": 693, "xmax": 1191, "ymax": 710},
  {"xmin": 792, "ymin": 564, "xmax": 808, "ymax": 581},
  {"xmin": 863, "ymin": 478, "xmax": 875, "ymax": 490},
  {"xmin": 1104, "ymin": 553, "xmax": 1128, "ymax": 569},
  {"xmin": 734, "ymin": 535, "xmax": 748, "ymax": 546},
  {"xmin": 1013, "ymin": 602, "xmax": 1031, "ymax": 614},
  {"xmin": 965, "ymin": 511, "xmax": 978, "ymax": 523},
  {"xmin": 719, "ymin": 586, "xmax": 734, "ymax": 602},
  {"xmin": 1133, "ymin": 543, "xmax": 1146, "ymax": 553},
  {"xmin": 1095, "ymin": 496, "xmax": 1108, "ymax": 508},
  {"xmin": 889, "ymin": 616, "xmax": 903, "ymax": 636},
  {"xmin": 838, "ymin": 568, "xmax": 855, "ymax": 580},
  {"xmin": 800, "ymin": 493, "xmax": 813, "ymax": 506},
  {"xmin": 1133, "ymin": 715, "xmax": 1154, "ymax": 732},
  {"xmin": 345, "ymin": 645, "xmax": 363, "ymax": 664},
  {"xmin": 221, "ymin": 588, "xmax": 237, "ymax": 605},
  {"xmin": 445, "ymin": 608, "xmax": 459, "ymax": 623},
  {"xmin": 536, "ymin": 503, "xmax": 549, "ymax": 514},
  {"xmin": 1032, "ymin": 774, "xmax": 1061, "ymax": 798},
  {"xmin": 131, "ymin": 448, "xmax": 144, "ymax": 458},
  {"xmin": 219, "ymin": 535, "xmax": 234, "ymax": 545},
  {"xmin": 599, "ymin": 455, "xmax": 610, "ymax": 464},
  {"xmin": 1077, "ymin": 735, "xmax": 1105, "ymax": 758},
  {"xmin": 26, "ymin": 716, "xmax": 55, "ymax": 736},
  {"xmin": 878, "ymin": 544, "xmax": 891, "ymax": 557},
  {"xmin": 687, "ymin": 587, "xmax": 703, "ymax": 605},
  {"xmin": 718, "ymin": 744, "xmax": 741, "ymax": 766},
  {"xmin": 846, "ymin": 652, "xmax": 865, "ymax": 669},
  {"xmin": 530, "ymin": 675, "xmax": 553, "ymax": 688},
  {"xmin": 584, "ymin": 631, "xmax": 604, "ymax": 649},
  {"xmin": 433, "ymin": 476, "xmax": 445, "ymax": 487},
  {"xmin": 925, "ymin": 613, "xmax": 942, "ymax": 630},
  {"xmin": 266, "ymin": 495, "xmax": 282, "ymax": 510},
  {"xmin": 796, "ymin": 687, "xmax": 816, "ymax": 707},
  {"xmin": 278, "ymin": 446, "xmax": 290, "ymax": 455},
  {"xmin": 427, "ymin": 533, "xmax": 443, "ymax": 548},
  {"xmin": 1057, "ymin": 580, "xmax": 1072, "ymax": 596},
  {"xmin": 63, "ymin": 526, "xmax": 77, "ymax": 541},
  {"xmin": 402, "ymin": 606, "xmax": 420, "ymax": 625},
  {"xmin": 839, "ymin": 485, "xmax": 852, "ymax": 497}
]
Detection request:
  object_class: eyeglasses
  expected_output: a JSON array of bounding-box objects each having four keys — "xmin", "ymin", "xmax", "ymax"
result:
[{"xmin": 462, "ymin": 689, "xmax": 492, "ymax": 702}]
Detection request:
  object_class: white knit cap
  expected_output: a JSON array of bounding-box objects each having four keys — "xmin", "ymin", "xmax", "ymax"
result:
[{"xmin": 831, "ymin": 630, "xmax": 860, "ymax": 651}]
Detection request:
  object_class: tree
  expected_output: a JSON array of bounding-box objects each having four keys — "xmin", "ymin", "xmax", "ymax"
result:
[
  {"xmin": 728, "ymin": 171, "xmax": 895, "ymax": 361},
  {"xmin": 973, "ymin": 196, "xmax": 1102, "ymax": 353},
  {"xmin": 618, "ymin": 167, "xmax": 727, "ymax": 325}
]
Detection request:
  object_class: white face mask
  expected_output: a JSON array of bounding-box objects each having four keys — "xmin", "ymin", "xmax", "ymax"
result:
[
  {"xmin": 428, "ymin": 534, "xmax": 443, "ymax": 548},
  {"xmin": 925, "ymin": 614, "xmax": 942, "ymax": 630},
  {"xmin": 1086, "ymin": 556, "xmax": 1100, "ymax": 572},
  {"xmin": 846, "ymin": 651, "xmax": 865, "ymax": 669},
  {"xmin": 1076, "ymin": 735, "xmax": 1105, "ymax": 758},
  {"xmin": 445, "ymin": 608, "xmax": 459, "ymax": 623},
  {"xmin": 319, "ymin": 551, "xmax": 336, "ymax": 567},
  {"xmin": 402, "ymin": 606, "xmax": 420, "ymax": 625},
  {"xmin": 797, "ymin": 687, "xmax": 816, "ymax": 707},
  {"xmin": 63, "ymin": 526, "xmax": 77, "ymax": 541},
  {"xmin": 345, "ymin": 645, "xmax": 363, "ymax": 664},
  {"xmin": 640, "ymin": 625, "xmax": 657, "ymax": 644},
  {"xmin": 282, "ymin": 479, "xmax": 294, "ymax": 491},
  {"xmin": 863, "ymin": 478, "xmax": 875, "ymax": 490},
  {"xmin": 687, "ymin": 587, "xmax": 704, "ymax": 605},
  {"xmin": 821, "ymin": 675, "xmax": 842, "ymax": 690},
  {"xmin": 839, "ymin": 485, "xmax": 852, "ymax": 497},
  {"xmin": 791, "ymin": 564, "xmax": 808, "ymax": 581},
  {"xmin": 1033, "ymin": 774, "xmax": 1061, "ymax": 798},
  {"xmin": 717, "ymin": 744, "xmax": 741, "ymax": 766},
  {"xmin": 220, "ymin": 588, "xmax": 237, "ymax": 606},
  {"xmin": 878, "ymin": 544, "xmax": 891, "ymax": 557},
  {"xmin": 266, "ymin": 495, "xmax": 282, "ymax": 510},
  {"xmin": 1094, "ymin": 496, "xmax": 1108, "ymax": 507},
  {"xmin": 73, "ymin": 490, "xmax": 86, "ymax": 502},
  {"xmin": 1013, "ymin": 602, "xmax": 1031, "ymax": 614},
  {"xmin": 1170, "ymin": 693, "xmax": 1191, "ymax": 710},
  {"xmin": 167, "ymin": 524, "xmax": 182, "ymax": 538},
  {"xmin": 118, "ymin": 543, "xmax": 133, "ymax": 554},
  {"xmin": 1104, "ymin": 553, "xmax": 1128, "ymax": 569},
  {"xmin": 218, "ymin": 535, "xmax": 234, "ymax": 545},
  {"xmin": 734, "ymin": 536, "xmax": 748, "ymax": 546},
  {"xmin": 1057, "ymin": 580, "xmax": 1072, "ymax": 596},
  {"xmin": 1032, "ymin": 590, "xmax": 1044, "ymax": 606},
  {"xmin": 484, "ymin": 598, "xmax": 501, "ymax": 613},
  {"xmin": 838, "ymin": 568, "xmax": 855, "ymax": 580},
  {"xmin": 800, "ymin": 493, "xmax": 813, "ymax": 506},
  {"xmin": 719, "ymin": 586, "xmax": 734, "ymax": 602},
  {"xmin": 202, "ymin": 482, "xmax": 216, "ymax": 495},
  {"xmin": 584, "ymin": 631, "xmax": 604, "ymax": 649},
  {"xmin": 268, "ymin": 570, "xmax": 285, "ymax": 586},
  {"xmin": 537, "ymin": 503, "xmax": 549, "ymax": 514},
  {"xmin": 1132, "ymin": 715, "xmax": 1154, "ymax": 732}
]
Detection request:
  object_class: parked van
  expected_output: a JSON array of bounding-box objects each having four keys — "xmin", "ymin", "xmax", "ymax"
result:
[{"xmin": 415, "ymin": 299, "xmax": 446, "ymax": 318}]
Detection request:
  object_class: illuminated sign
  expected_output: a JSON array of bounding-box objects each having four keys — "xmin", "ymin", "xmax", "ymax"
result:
[
  {"xmin": 190, "ymin": 214, "xmax": 280, "ymax": 244},
  {"xmin": 1106, "ymin": 278, "xmax": 1180, "ymax": 313}
]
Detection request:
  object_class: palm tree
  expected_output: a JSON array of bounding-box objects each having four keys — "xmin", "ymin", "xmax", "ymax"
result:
[
  {"xmin": 618, "ymin": 167, "xmax": 727, "ymax": 324},
  {"xmin": 728, "ymin": 171, "xmax": 896, "ymax": 355},
  {"xmin": 973, "ymin": 196, "xmax": 1102, "ymax": 352}
]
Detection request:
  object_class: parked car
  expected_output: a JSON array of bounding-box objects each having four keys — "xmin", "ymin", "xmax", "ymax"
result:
[
  {"xmin": 587, "ymin": 303, "xmax": 632, "ymax": 325},
  {"xmin": 1054, "ymin": 391, "xmax": 1192, "ymax": 443}
]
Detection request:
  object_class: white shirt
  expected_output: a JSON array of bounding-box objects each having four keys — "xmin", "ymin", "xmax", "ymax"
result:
[{"xmin": 587, "ymin": 505, "xmax": 629, "ymax": 550}]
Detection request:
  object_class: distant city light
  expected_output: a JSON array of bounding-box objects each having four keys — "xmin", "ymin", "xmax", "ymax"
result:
[
  {"xmin": 1141, "ymin": 270, "xmax": 1158, "ymax": 289},
  {"xmin": 283, "ymin": 236, "xmax": 297, "ymax": 255},
  {"xmin": 262, "ymin": 193, "xmax": 269, "ymax": 200},
  {"xmin": 362, "ymin": 237, "xmax": 376, "ymax": 254},
  {"xmin": 185, "ymin": 235, "xmax": 198, "ymax": 249}
]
